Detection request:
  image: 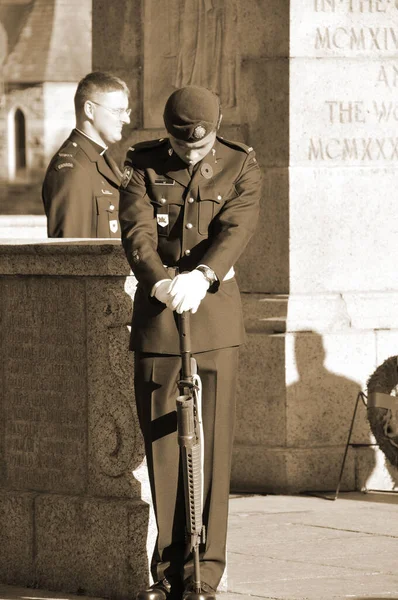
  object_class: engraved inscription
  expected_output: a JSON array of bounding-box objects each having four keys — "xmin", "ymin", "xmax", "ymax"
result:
[
  {"xmin": 315, "ymin": 26, "xmax": 398, "ymax": 50},
  {"xmin": 314, "ymin": 0, "xmax": 398, "ymax": 12},
  {"xmin": 298, "ymin": 0, "xmax": 398, "ymax": 164},
  {"xmin": 2, "ymin": 279, "xmax": 87, "ymax": 493},
  {"xmin": 376, "ymin": 64, "xmax": 398, "ymax": 88},
  {"xmin": 308, "ymin": 137, "xmax": 398, "ymax": 160}
]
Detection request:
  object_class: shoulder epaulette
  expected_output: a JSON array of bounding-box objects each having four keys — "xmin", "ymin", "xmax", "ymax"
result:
[
  {"xmin": 217, "ymin": 136, "xmax": 254, "ymax": 154},
  {"xmin": 127, "ymin": 138, "xmax": 168, "ymax": 154},
  {"xmin": 56, "ymin": 139, "xmax": 80, "ymax": 159}
]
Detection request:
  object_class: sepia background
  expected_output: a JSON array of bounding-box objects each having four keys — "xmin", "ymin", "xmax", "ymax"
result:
[{"xmin": 1, "ymin": 0, "xmax": 398, "ymax": 596}]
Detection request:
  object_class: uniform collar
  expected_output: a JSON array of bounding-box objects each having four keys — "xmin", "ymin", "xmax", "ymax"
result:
[
  {"xmin": 163, "ymin": 139, "xmax": 222, "ymax": 188},
  {"xmin": 73, "ymin": 128, "xmax": 107, "ymax": 156},
  {"xmin": 69, "ymin": 129, "xmax": 120, "ymax": 185}
]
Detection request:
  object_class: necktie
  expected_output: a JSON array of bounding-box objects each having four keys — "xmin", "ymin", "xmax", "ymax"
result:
[{"xmin": 188, "ymin": 163, "xmax": 198, "ymax": 178}]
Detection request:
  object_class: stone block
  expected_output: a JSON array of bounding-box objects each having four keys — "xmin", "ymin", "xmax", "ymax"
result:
[
  {"xmin": 0, "ymin": 241, "xmax": 129, "ymax": 277},
  {"xmin": 236, "ymin": 333, "xmax": 287, "ymax": 447},
  {"xmin": 290, "ymin": 0, "xmax": 398, "ymax": 59},
  {"xmin": 285, "ymin": 331, "xmax": 376, "ymax": 446},
  {"xmin": 241, "ymin": 60, "xmax": 289, "ymax": 168},
  {"xmin": 242, "ymin": 293, "xmax": 289, "ymax": 334},
  {"xmin": 290, "ymin": 57, "xmax": 398, "ymax": 167},
  {"xmin": 1, "ymin": 277, "xmax": 88, "ymax": 494},
  {"xmin": 231, "ymin": 445, "xmax": 355, "ymax": 494},
  {"xmin": 240, "ymin": 1, "xmax": 289, "ymax": 58},
  {"xmin": 237, "ymin": 167, "xmax": 289, "ymax": 294},
  {"xmin": 286, "ymin": 446, "xmax": 355, "ymax": 493},
  {"xmin": 231, "ymin": 446, "xmax": 288, "ymax": 493},
  {"xmin": 35, "ymin": 495, "xmax": 150, "ymax": 599},
  {"xmin": 286, "ymin": 294, "xmax": 351, "ymax": 332},
  {"xmin": 0, "ymin": 492, "xmax": 35, "ymax": 585},
  {"xmin": 289, "ymin": 168, "xmax": 398, "ymax": 294},
  {"xmin": 343, "ymin": 293, "xmax": 398, "ymax": 331}
]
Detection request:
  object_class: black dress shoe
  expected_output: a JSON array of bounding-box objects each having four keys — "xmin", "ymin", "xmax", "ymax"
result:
[
  {"xmin": 182, "ymin": 580, "xmax": 216, "ymax": 600},
  {"xmin": 136, "ymin": 578, "xmax": 171, "ymax": 600}
]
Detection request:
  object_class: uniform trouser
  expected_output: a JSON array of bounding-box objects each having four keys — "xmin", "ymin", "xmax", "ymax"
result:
[{"xmin": 134, "ymin": 347, "xmax": 239, "ymax": 591}]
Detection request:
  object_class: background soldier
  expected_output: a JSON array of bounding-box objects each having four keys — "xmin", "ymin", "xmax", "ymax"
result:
[
  {"xmin": 42, "ymin": 71, "xmax": 130, "ymax": 238},
  {"xmin": 119, "ymin": 85, "xmax": 262, "ymax": 600}
]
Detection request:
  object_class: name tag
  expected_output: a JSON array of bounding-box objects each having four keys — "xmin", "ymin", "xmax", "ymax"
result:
[{"xmin": 154, "ymin": 179, "xmax": 175, "ymax": 185}]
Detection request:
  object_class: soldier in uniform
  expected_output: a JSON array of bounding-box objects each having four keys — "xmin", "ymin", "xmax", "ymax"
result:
[
  {"xmin": 42, "ymin": 71, "xmax": 131, "ymax": 238},
  {"xmin": 119, "ymin": 86, "xmax": 262, "ymax": 600}
]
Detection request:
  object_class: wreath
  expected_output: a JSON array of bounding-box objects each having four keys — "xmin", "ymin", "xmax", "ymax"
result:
[{"xmin": 367, "ymin": 355, "xmax": 398, "ymax": 468}]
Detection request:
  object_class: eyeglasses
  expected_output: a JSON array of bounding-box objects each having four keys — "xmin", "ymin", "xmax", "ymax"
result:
[{"xmin": 90, "ymin": 101, "xmax": 131, "ymax": 118}]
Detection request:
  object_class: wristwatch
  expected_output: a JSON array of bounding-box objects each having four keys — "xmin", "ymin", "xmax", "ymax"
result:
[{"xmin": 196, "ymin": 265, "xmax": 217, "ymax": 285}]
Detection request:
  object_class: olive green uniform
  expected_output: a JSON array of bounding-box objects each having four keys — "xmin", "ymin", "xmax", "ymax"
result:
[
  {"xmin": 119, "ymin": 136, "xmax": 261, "ymax": 590},
  {"xmin": 42, "ymin": 129, "xmax": 121, "ymax": 238}
]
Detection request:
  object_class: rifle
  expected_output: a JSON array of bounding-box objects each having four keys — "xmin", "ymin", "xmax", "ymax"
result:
[{"xmin": 177, "ymin": 311, "xmax": 205, "ymax": 597}]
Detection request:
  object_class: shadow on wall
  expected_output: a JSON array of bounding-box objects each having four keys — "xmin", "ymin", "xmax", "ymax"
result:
[{"xmin": 288, "ymin": 331, "xmax": 377, "ymax": 492}]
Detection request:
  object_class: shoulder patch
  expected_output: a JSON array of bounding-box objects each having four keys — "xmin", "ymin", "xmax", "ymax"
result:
[
  {"xmin": 121, "ymin": 165, "xmax": 134, "ymax": 188},
  {"xmin": 56, "ymin": 162, "xmax": 74, "ymax": 170},
  {"xmin": 58, "ymin": 139, "xmax": 80, "ymax": 157},
  {"xmin": 217, "ymin": 136, "xmax": 253, "ymax": 154}
]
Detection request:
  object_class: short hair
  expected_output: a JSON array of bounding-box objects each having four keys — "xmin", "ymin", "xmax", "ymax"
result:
[{"xmin": 74, "ymin": 71, "xmax": 130, "ymax": 114}]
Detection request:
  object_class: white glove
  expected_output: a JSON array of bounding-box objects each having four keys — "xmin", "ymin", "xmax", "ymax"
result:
[
  {"xmin": 152, "ymin": 279, "xmax": 173, "ymax": 307},
  {"xmin": 168, "ymin": 270, "xmax": 210, "ymax": 314}
]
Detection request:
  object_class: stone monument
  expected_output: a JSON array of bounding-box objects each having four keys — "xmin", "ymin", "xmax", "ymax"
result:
[
  {"xmin": 2, "ymin": 1, "xmax": 398, "ymax": 596},
  {"xmin": 0, "ymin": 241, "xmax": 154, "ymax": 598},
  {"xmin": 93, "ymin": 0, "xmax": 398, "ymax": 493}
]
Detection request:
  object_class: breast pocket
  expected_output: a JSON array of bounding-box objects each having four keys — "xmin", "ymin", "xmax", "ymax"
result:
[
  {"xmin": 197, "ymin": 194, "xmax": 222, "ymax": 235},
  {"xmin": 149, "ymin": 186, "xmax": 184, "ymax": 237},
  {"xmin": 96, "ymin": 196, "xmax": 119, "ymax": 238}
]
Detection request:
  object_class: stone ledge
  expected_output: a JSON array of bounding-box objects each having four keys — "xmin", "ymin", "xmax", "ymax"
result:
[
  {"xmin": 0, "ymin": 240, "xmax": 132, "ymax": 276},
  {"xmin": 242, "ymin": 292, "xmax": 398, "ymax": 333},
  {"xmin": 231, "ymin": 445, "xmax": 356, "ymax": 494}
]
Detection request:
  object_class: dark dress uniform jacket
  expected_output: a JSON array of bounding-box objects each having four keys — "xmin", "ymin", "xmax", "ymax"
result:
[
  {"xmin": 42, "ymin": 129, "xmax": 121, "ymax": 238},
  {"xmin": 119, "ymin": 136, "xmax": 262, "ymax": 354}
]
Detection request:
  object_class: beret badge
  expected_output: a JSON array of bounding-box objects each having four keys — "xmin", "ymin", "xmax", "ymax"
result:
[{"xmin": 193, "ymin": 125, "xmax": 206, "ymax": 140}]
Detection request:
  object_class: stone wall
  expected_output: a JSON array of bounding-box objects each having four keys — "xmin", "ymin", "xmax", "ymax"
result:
[
  {"xmin": 92, "ymin": 0, "xmax": 398, "ymax": 494},
  {"xmin": 233, "ymin": 0, "xmax": 398, "ymax": 493},
  {"xmin": 0, "ymin": 241, "xmax": 155, "ymax": 598}
]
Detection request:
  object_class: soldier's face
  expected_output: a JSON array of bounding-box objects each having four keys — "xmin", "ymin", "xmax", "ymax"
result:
[
  {"xmin": 169, "ymin": 131, "xmax": 217, "ymax": 166},
  {"xmin": 91, "ymin": 90, "xmax": 130, "ymax": 145}
]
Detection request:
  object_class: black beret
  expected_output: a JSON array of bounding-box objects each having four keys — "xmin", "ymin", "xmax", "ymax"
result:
[{"xmin": 163, "ymin": 86, "xmax": 221, "ymax": 142}]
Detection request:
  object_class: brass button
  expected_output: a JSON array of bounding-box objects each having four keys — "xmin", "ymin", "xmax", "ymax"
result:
[
  {"xmin": 185, "ymin": 249, "xmax": 191, "ymax": 256},
  {"xmin": 188, "ymin": 197, "xmax": 195, "ymax": 204},
  {"xmin": 186, "ymin": 223, "xmax": 193, "ymax": 229},
  {"xmin": 109, "ymin": 204, "xmax": 115, "ymax": 211},
  {"xmin": 217, "ymin": 195, "xmax": 222, "ymax": 200},
  {"xmin": 160, "ymin": 198, "xmax": 167, "ymax": 204}
]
